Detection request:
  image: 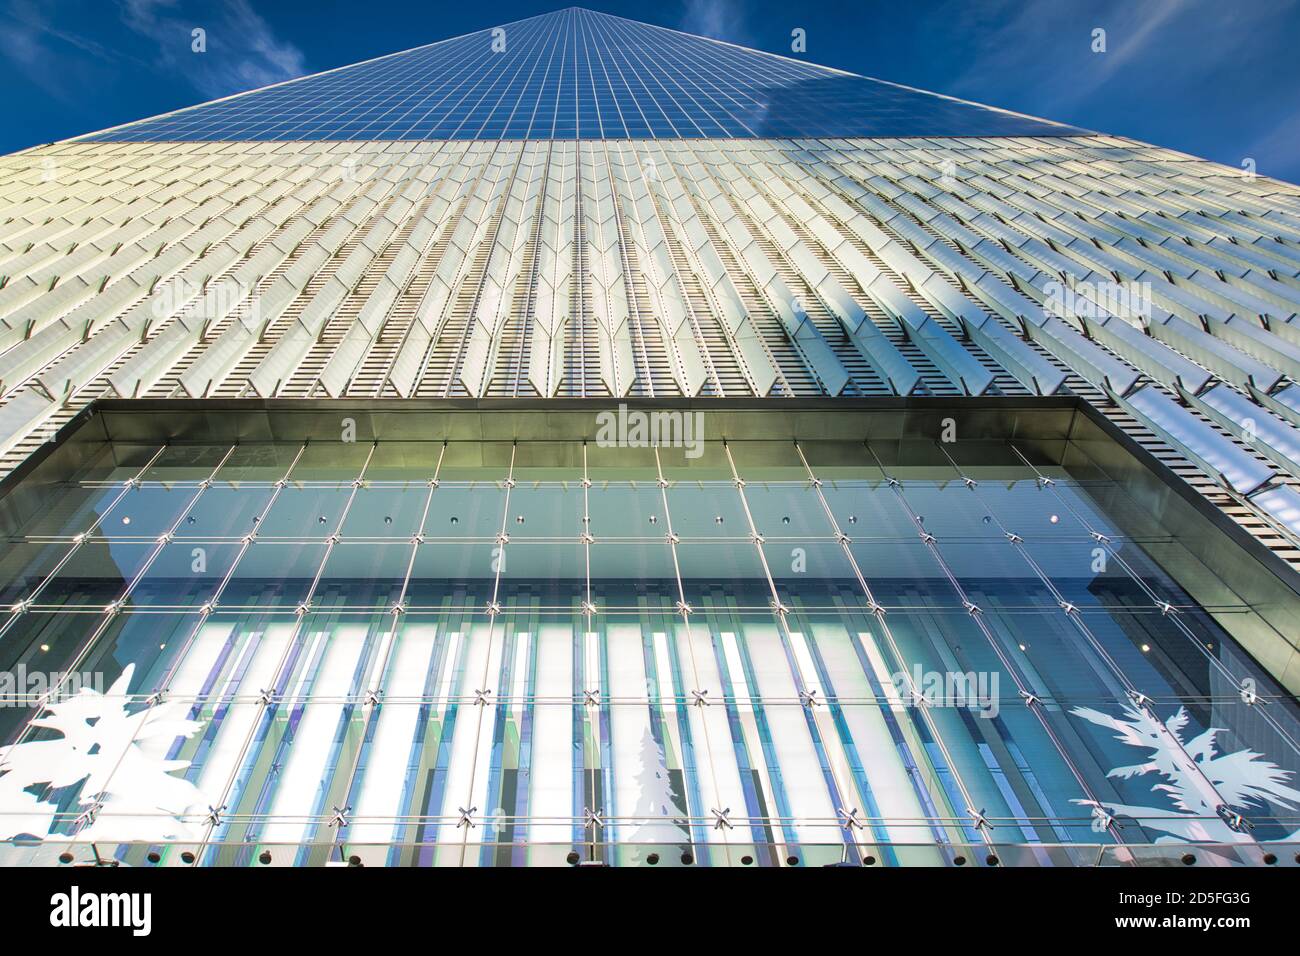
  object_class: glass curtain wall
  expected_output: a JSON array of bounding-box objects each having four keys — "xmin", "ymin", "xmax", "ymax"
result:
[{"xmin": 0, "ymin": 431, "xmax": 1297, "ymax": 866}]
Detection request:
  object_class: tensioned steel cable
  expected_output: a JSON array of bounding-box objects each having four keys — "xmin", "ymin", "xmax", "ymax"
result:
[
  {"xmin": 1006, "ymin": 442, "xmax": 1300, "ymax": 760},
  {"xmin": 449, "ymin": 443, "xmax": 516, "ymax": 866},
  {"xmin": 790, "ymin": 440, "xmax": 997, "ymax": 858},
  {"xmin": 652, "ymin": 445, "xmax": 745, "ymax": 864},
  {"xmin": 913, "ymin": 440, "xmax": 1144, "ymax": 849},
  {"xmin": 58, "ymin": 444, "xmax": 242, "ymax": 848},
  {"xmin": 325, "ymin": 441, "xmax": 447, "ymax": 861},
  {"xmin": 884, "ymin": 439, "xmax": 1258, "ymax": 851},
  {"xmin": 0, "ymin": 443, "xmax": 170, "ymax": 765},
  {"xmin": 190, "ymin": 440, "xmax": 375, "ymax": 864}
]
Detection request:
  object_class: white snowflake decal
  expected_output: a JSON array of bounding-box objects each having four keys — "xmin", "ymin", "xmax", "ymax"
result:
[
  {"xmin": 0, "ymin": 664, "xmax": 209, "ymax": 844},
  {"xmin": 1070, "ymin": 703, "xmax": 1300, "ymax": 843}
]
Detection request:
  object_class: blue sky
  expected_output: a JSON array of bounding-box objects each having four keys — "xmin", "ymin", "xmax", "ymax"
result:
[{"xmin": 3, "ymin": 0, "xmax": 1299, "ymax": 183}]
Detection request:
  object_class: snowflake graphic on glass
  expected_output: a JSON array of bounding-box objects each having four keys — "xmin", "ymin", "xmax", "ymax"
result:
[
  {"xmin": 0, "ymin": 664, "xmax": 209, "ymax": 844},
  {"xmin": 1071, "ymin": 703, "xmax": 1300, "ymax": 844}
]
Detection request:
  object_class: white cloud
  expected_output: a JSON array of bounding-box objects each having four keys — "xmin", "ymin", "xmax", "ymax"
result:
[
  {"xmin": 936, "ymin": 0, "xmax": 1290, "ymax": 117},
  {"xmin": 119, "ymin": 0, "xmax": 306, "ymax": 99},
  {"xmin": 678, "ymin": 0, "xmax": 753, "ymax": 47},
  {"xmin": 0, "ymin": 0, "xmax": 125, "ymax": 100},
  {"xmin": 1244, "ymin": 110, "xmax": 1300, "ymax": 182}
]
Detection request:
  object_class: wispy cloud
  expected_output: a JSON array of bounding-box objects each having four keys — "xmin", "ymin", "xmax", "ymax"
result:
[
  {"xmin": 934, "ymin": 0, "xmax": 1289, "ymax": 117},
  {"xmin": 909, "ymin": 0, "xmax": 1300, "ymax": 178},
  {"xmin": 0, "ymin": 0, "xmax": 125, "ymax": 100},
  {"xmin": 119, "ymin": 0, "xmax": 306, "ymax": 99},
  {"xmin": 1244, "ymin": 110, "xmax": 1300, "ymax": 181},
  {"xmin": 678, "ymin": 0, "xmax": 754, "ymax": 47}
]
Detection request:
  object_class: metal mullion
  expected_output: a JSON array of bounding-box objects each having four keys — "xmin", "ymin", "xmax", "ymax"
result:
[
  {"xmin": 443, "ymin": 13, "xmax": 554, "ymax": 140},
  {"xmin": 580, "ymin": 442, "xmax": 593, "ymax": 613},
  {"xmin": 508, "ymin": 142, "xmax": 553, "ymax": 398},
  {"xmin": 585, "ymin": 13, "xmax": 678, "ymax": 137},
  {"xmin": 789, "ymin": 441, "xmax": 995, "ymax": 855},
  {"xmin": 600, "ymin": 142, "xmax": 655, "ymax": 398},
  {"xmin": 636, "ymin": 143, "xmax": 725, "ymax": 397},
  {"xmin": 1005, "ymin": 444, "xmax": 1300, "ymax": 755},
  {"xmin": 435, "ymin": 144, "xmax": 529, "ymax": 398},
  {"xmin": 303, "ymin": 144, "xmax": 455, "ymax": 400},
  {"xmin": 458, "ymin": 13, "xmax": 558, "ymax": 139},
  {"xmin": 573, "ymin": 10, "xmax": 627, "ymax": 138},
  {"xmin": 688, "ymin": 159, "xmax": 831, "ymax": 392},
  {"xmin": 721, "ymin": 441, "xmax": 877, "ymax": 863},
  {"xmin": 865, "ymin": 441, "xmax": 1250, "ymax": 848},
  {"xmin": 571, "ymin": 145, "xmax": 586, "ymax": 398},
  {"xmin": 652, "ymin": 445, "xmax": 733, "ymax": 863},
  {"xmin": 597, "ymin": 13, "xmax": 722, "ymax": 138},
  {"xmin": 578, "ymin": 443, "xmax": 614, "ymax": 859},
  {"xmin": 451, "ymin": 442, "xmax": 517, "ymax": 865},
  {"xmin": 523, "ymin": 8, "xmax": 569, "ymax": 138},
  {"xmin": 675, "ymin": 141, "xmax": 791, "ymax": 396},
  {"xmin": 329, "ymin": 441, "xmax": 446, "ymax": 863},
  {"xmin": 373, "ymin": 142, "xmax": 499, "ymax": 397}
]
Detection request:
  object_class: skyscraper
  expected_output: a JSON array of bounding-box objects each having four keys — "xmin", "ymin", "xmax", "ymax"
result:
[{"xmin": 0, "ymin": 8, "xmax": 1298, "ymax": 868}]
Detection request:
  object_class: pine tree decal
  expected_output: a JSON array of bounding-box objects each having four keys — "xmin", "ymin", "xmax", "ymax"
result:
[
  {"xmin": 626, "ymin": 726, "xmax": 687, "ymax": 857},
  {"xmin": 0, "ymin": 664, "xmax": 210, "ymax": 843}
]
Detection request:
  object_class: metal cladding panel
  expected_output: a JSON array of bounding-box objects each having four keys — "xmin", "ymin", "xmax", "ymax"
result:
[
  {"xmin": 6, "ymin": 14, "xmax": 1300, "ymax": 868},
  {"xmin": 0, "ymin": 15, "xmax": 1298, "ymax": 564},
  {"xmin": 1147, "ymin": 314, "xmax": 1284, "ymax": 394},
  {"xmin": 1028, "ymin": 317, "xmax": 1140, "ymax": 397},
  {"xmin": 1194, "ymin": 382, "xmax": 1300, "ymax": 479},
  {"xmin": 0, "ymin": 138, "xmax": 1297, "ymax": 403},
  {"xmin": 965, "ymin": 317, "xmax": 1067, "ymax": 396},
  {"xmin": 1208, "ymin": 314, "xmax": 1300, "ymax": 380},
  {"xmin": 1125, "ymin": 385, "xmax": 1276, "ymax": 496},
  {"xmin": 1081, "ymin": 312, "xmax": 1213, "ymax": 395},
  {"xmin": 1247, "ymin": 483, "xmax": 1300, "ymax": 535}
]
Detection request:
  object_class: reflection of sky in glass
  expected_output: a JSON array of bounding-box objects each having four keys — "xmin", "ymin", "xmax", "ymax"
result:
[
  {"xmin": 83, "ymin": 9, "xmax": 1079, "ymax": 143},
  {"xmin": 1, "ymin": 432, "xmax": 1296, "ymax": 866}
]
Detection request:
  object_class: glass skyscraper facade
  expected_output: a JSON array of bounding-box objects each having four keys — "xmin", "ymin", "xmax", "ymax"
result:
[{"xmin": 0, "ymin": 8, "xmax": 1298, "ymax": 867}]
